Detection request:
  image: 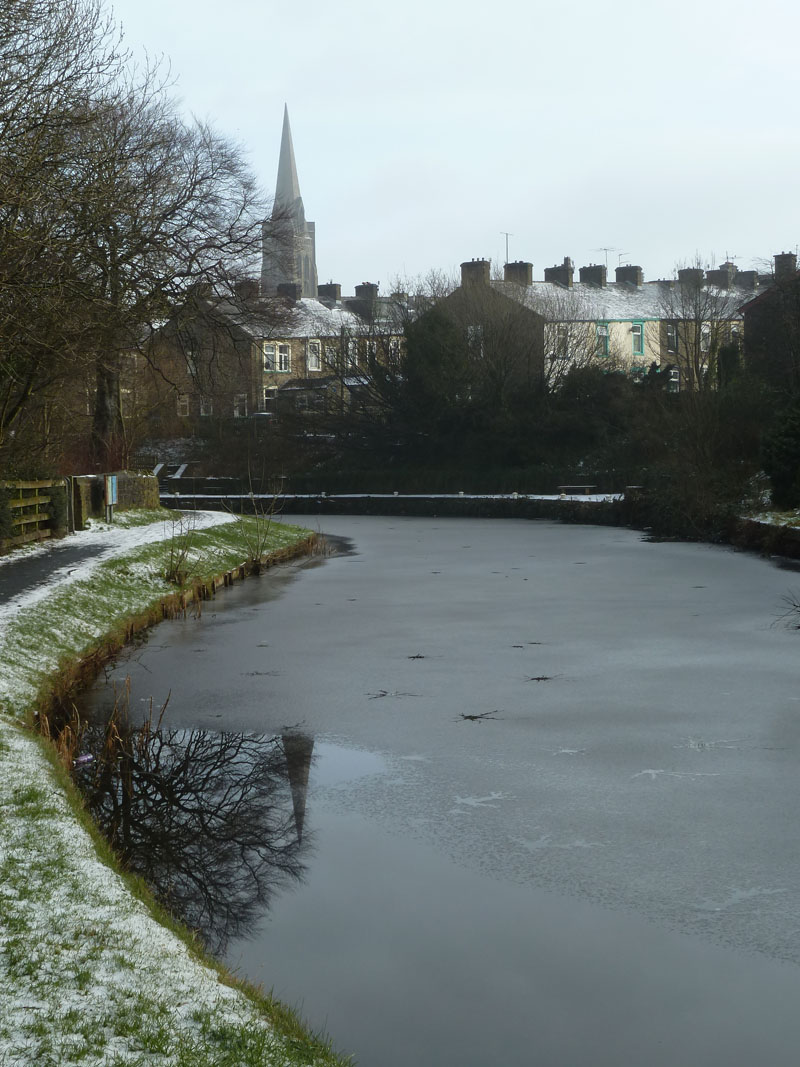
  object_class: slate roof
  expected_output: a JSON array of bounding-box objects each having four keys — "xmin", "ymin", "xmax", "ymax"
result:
[
  {"xmin": 214, "ymin": 296, "xmax": 364, "ymax": 340},
  {"xmin": 494, "ymin": 280, "xmax": 746, "ymax": 322}
]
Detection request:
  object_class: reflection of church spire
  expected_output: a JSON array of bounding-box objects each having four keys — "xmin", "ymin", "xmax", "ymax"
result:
[
  {"xmin": 281, "ymin": 731, "xmax": 314, "ymax": 843},
  {"xmin": 261, "ymin": 105, "xmax": 318, "ymax": 298}
]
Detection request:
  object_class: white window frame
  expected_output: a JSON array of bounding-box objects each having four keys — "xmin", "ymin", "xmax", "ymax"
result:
[
  {"xmin": 666, "ymin": 323, "xmax": 678, "ymax": 352},
  {"xmin": 307, "ymin": 339, "xmax": 322, "ymax": 372},
  {"xmin": 596, "ymin": 323, "xmax": 609, "ymax": 356},
  {"xmin": 176, "ymin": 393, "xmax": 190, "ymax": 418},
  {"xmin": 346, "ymin": 338, "xmax": 359, "ymax": 370},
  {"xmin": 199, "ymin": 396, "xmax": 213, "ymax": 417},
  {"xmin": 262, "ymin": 341, "xmax": 291, "ymax": 373},
  {"xmin": 631, "ymin": 322, "xmax": 644, "ymax": 356},
  {"xmin": 233, "ymin": 393, "xmax": 248, "ymax": 418}
]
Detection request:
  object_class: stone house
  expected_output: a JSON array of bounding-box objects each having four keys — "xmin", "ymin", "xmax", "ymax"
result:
[
  {"xmin": 484, "ymin": 256, "xmax": 753, "ymax": 390},
  {"xmin": 741, "ymin": 252, "xmax": 800, "ymax": 392}
]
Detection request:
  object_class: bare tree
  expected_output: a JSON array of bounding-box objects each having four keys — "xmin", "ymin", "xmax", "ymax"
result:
[
  {"xmin": 518, "ymin": 286, "xmax": 625, "ymax": 390},
  {"xmin": 0, "ymin": 0, "xmax": 268, "ymax": 469},
  {"xmin": 658, "ymin": 257, "xmax": 741, "ymax": 391},
  {"xmin": 0, "ymin": 0, "xmax": 126, "ymax": 457}
]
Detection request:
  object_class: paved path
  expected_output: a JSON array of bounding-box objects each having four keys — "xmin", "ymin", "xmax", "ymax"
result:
[
  {"xmin": 0, "ymin": 538, "xmax": 109, "ymax": 604},
  {"xmin": 0, "ymin": 511, "xmax": 233, "ymax": 625}
]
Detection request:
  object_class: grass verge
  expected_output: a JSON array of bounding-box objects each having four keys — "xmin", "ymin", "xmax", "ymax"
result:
[{"xmin": 0, "ymin": 510, "xmax": 352, "ymax": 1067}]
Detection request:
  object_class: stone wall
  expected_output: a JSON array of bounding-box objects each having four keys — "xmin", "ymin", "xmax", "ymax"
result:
[{"xmin": 73, "ymin": 472, "xmax": 160, "ymax": 529}]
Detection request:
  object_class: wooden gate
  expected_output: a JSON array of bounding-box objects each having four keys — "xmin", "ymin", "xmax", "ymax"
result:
[{"xmin": 2, "ymin": 480, "xmax": 59, "ymax": 550}]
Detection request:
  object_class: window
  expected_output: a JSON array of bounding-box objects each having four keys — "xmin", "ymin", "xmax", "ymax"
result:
[
  {"xmin": 666, "ymin": 323, "xmax": 678, "ymax": 352},
  {"xmin": 631, "ymin": 322, "xmax": 644, "ymax": 356},
  {"xmin": 176, "ymin": 393, "xmax": 190, "ymax": 418},
  {"xmin": 262, "ymin": 341, "xmax": 291, "ymax": 372},
  {"xmin": 346, "ymin": 339, "xmax": 359, "ymax": 370},
  {"xmin": 307, "ymin": 340, "xmax": 321, "ymax": 372},
  {"xmin": 466, "ymin": 324, "xmax": 484, "ymax": 356},
  {"xmin": 263, "ymin": 386, "xmax": 277, "ymax": 412},
  {"xmin": 554, "ymin": 324, "xmax": 571, "ymax": 359},
  {"xmin": 233, "ymin": 393, "xmax": 247, "ymax": 418},
  {"xmin": 596, "ymin": 323, "xmax": 609, "ymax": 356},
  {"xmin": 388, "ymin": 337, "xmax": 401, "ymax": 364},
  {"xmin": 700, "ymin": 324, "xmax": 711, "ymax": 353},
  {"xmin": 199, "ymin": 396, "xmax": 213, "ymax": 417}
]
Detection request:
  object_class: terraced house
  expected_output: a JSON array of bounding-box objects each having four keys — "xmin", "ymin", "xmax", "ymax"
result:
[{"xmin": 484, "ymin": 256, "xmax": 756, "ymax": 390}]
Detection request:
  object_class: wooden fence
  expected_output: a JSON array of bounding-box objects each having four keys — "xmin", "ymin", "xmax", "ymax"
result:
[{"xmin": 2, "ymin": 480, "xmax": 60, "ymax": 550}]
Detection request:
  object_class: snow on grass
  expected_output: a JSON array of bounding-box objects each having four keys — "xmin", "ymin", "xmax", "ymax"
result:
[
  {"xmin": 0, "ymin": 510, "xmax": 347, "ymax": 1067},
  {"xmin": 749, "ymin": 508, "xmax": 800, "ymax": 528}
]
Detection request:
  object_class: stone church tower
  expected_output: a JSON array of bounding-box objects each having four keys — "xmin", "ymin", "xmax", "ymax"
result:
[{"xmin": 261, "ymin": 106, "xmax": 318, "ymax": 298}]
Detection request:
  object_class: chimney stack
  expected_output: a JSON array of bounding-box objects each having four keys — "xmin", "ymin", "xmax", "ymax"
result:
[
  {"xmin": 678, "ymin": 267, "xmax": 704, "ymax": 288},
  {"xmin": 318, "ymin": 282, "xmax": 341, "ymax": 303},
  {"xmin": 615, "ymin": 265, "xmax": 644, "ymax": 287},
  {"xmin": 354, "ymin": 282, "xmax": 379, "ymax": 303},
  {"xmin": 544, "ymin": 256, "xmax": 574, "ymax": 288},
  {"xmin": 503, "ymin": 261, "xmax": 533, "ymax": 286},
  {"xmin": 705, "ymin": 261, "xmax": 738, "ymax": 289},
  {"xmin": 579, "ymin": 263, "xmax": 607, "ymax": 287},
  {"xmin": 234, "ymin": 278, "xmax": 260, "ymax": 302},
  {"xmin": 734, "ymin": 270, "xmax": 758, "ymax": 291},
  {"xmin": 460, "ymin": 259, "xmax": 491, "ymax": 286},
  {"xmin": 774, "ymin": 252, "xmax": 798, "ymax": 280},
  {"xmin": 277, "ymin": 282, "xmax": 301, "ymax": 302}
]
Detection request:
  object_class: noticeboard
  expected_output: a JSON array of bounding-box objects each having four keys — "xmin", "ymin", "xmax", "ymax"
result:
[{"xmin": 104, "ymin": 474, "xmax": 118, "ymax": 507}]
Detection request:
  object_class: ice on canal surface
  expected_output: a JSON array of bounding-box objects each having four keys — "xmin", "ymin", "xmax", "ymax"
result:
[{"xmin": 78, "ymin": 516, "xmax": 800, "ymax": 1067}]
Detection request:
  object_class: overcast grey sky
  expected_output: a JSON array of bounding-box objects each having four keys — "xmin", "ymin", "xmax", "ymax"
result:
[{"xmin": 109, "ymin": 0, "xmax": 798, "ymax": 293}]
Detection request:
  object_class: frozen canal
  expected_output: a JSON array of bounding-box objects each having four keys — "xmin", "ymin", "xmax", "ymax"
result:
[{"xmin": 81, "ymin": 516, "xmax": 800, "ymax": 1065}]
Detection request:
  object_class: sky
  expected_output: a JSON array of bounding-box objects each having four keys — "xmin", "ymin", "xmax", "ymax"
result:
[{"xmin": 105, "ymin": 0, "xmax": 799, "ymax": 294}]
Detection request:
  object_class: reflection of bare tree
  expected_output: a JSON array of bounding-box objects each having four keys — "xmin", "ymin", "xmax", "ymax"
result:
[{"xmin": 74, "ymin": 703, "xmax": 312, "ymax": 956}]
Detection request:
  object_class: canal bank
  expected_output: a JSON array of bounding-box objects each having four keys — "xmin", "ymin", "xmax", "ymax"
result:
[
  {"xmin": 159, "ymin": 487, "xmax": 800, "ymax": 561},
  {"xmin": 0, "ymin": 510, "xmax": 350, "ymax": 1067}
]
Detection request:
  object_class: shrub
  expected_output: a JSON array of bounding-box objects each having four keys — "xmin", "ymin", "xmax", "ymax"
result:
[
  {"xmin": 762, "ymin": 402, "xmax": 800, "ymax": 508},
  {"xmin": 0, "ymin": 484, "xmax": 12, "ymax": 540},
  {"xmin": 48, "ymin": 482, "xmax": 69, "ymax": 534}
]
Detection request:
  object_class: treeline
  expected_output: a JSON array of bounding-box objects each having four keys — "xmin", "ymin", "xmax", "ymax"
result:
[
  {"xmin": 278, "ymin": 332, "xmax": 793, "ymax": 542},
  {"xmin": 0, "ymin": 0, "xmax": 265, "ymax": 474}
]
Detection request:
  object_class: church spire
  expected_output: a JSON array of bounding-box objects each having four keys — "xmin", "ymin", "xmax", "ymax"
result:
[
  {"xmin": 261, "ymin": 105, "xmax": 317, "ymax": 299},
  {"xmin": 275, "ymin": 104, "xmax": 302, "ymax": 213}
]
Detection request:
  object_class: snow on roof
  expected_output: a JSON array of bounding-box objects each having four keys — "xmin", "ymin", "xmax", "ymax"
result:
[
  {"xmin": 494, "ymin": 280, "xmax": 744, "ymax": 322},
  {"xmin": 216, "ymin": 296, "xmax": 366, "ymax": 340}
]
